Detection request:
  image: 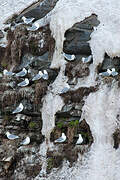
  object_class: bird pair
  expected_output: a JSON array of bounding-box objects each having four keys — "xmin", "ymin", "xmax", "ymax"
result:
[
  {"xmin": 6, "ymin": 132, "xmax": 30, "ymax": 145},
  {"xmin": 32, "ymin": 70, "xmax": 48, "ymax": 81},
  {"xmin": 99, "ymin": 68, "xmax": 118, "ymax": 77},
  {"xmin": 21, "ymin": 16, "xmax": 40, "ymax": 31},
  {"xmin": 54, "ymin": 133, "xmax": 83, "ymax": 145}
]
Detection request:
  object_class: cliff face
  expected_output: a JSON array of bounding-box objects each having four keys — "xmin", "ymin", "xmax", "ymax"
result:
[{"xmin": 0, "ymin": 0, "xmax": 120, "ymax": 179}]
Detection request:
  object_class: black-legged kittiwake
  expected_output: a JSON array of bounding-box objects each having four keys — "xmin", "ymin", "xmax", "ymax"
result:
[
  {"xmin": 76, "ymin": 134, "xmax": 83, "ymax": 145},
  {"xmin": 63, "ymin": 53, "xmax": 75, "ymax": 61},
  {"xmin": 3, "ymin": 69, "xmax": 15, "ymax": 76},
  {"xmin": 54, "ymin": 133, "xmax": 66, "ymax": 143},
  {"xmin": 12, "ymin": 103, "xmax": 24, "ymax": 114},
  {"xmin": 27, "ymin": 22, "xmax": 39, "ymax": 31},
  {"xmin": 82, "ymin": 55, "xmax": 92, "ymax": 63},
  {"xmin": 32, "ymin": 71, "xmax": 43, "ymax": 81},
  {"xmin": 99, "ymin": 69, "xmax": 112, "ymax": 77},
  {"xmin": 6, "ymin": 131, "xmax": 19, "ymax": 140},
  {"xmin": 42, "ymin": 70, "xmax": 48, "ymax": 80},
  {"xmin": 20, "ymin": 136, "xmax": 30, "ymax": 145},
  {"xmin": 18, "ymin": 78, "xmax": 29, "ymax": 87},
  {"xmin": 22, "ymin": 16, "xmax": 35, "ymax": 24},
  {"xmin": 16, "ymin": 68, "xmax": 27, "ymax": 77}
]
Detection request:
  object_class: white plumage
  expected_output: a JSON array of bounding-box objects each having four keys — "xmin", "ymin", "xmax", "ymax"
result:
[
  {"xmin": 76, "ymin": 134, "xmax": 83, "ymax": 145},
  {"xmin": 42, "ymin": 70, "xmax": 48, "ymax": 80},
  {"xmin": 3, "ymin": 69, "xmax": 15, "ymax": 76},
  {"xmin": 12, "ymin": 103, "xmax": 24, "ymax": 114},
  {"xmin": 27, "ymin": 22, "xmax": 40, "ymax": 31},
  {"xmin": 32, "ymin": 71, "xmax": 43, "ymax": 81},
  {"xmin": 82, "ymin": 55, "xmax": 92, "ymax": 63},
  {"xmin": 22, "ymin": 16, "xmax": 35, "ymax": 24},
  {"xmin": 63, "ymin": 53, "xmax": 75, "ymax": 61},
  {"xmin": 16, "ymin": 68, "xmax": 27, "ymax": 77}
]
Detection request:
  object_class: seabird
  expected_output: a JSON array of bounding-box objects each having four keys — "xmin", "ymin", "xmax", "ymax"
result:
[
  {"xmin": 76, "ymin": 134, "xmax": 83, "ymax": 145},
  {"xmin": 54, "ymin": 133, "xmax": 66, "ymax": 143},
  {"xmin": 42, "ymin": 70, "xmax": 48, "ymax": 80},
  {"xmin": 63, "ymin": 53, "xmax": 75, "ymax": 61},
  {"xmin": 22, "ymin": 16, "xmax": 35, "ymax": 24},
  {"xmin": 20, "ymin": 136, "xmax": 30, "ymax": 146},
  {"xmin": 99, "ymin": 69, "xmax": 112, "ymax": 77},
  {"xmin": 32, "ymin": 71, "xmax": 43, "ymax": 81},
  {"xmin": 3, "ymin": 69, "xmax": 15, "ymax": 76},
  {"xmin": 111, "ymin": 68, "xmax": 118, "ymax": 77},
  {"xmin": 82, "ymin": 55, "xmax": 92, "ymax": 63},
  {"xmin": 6, "ymin": 131, "xmax": 19, "ymax": 140},
  {"xmin": 12, "ymin": 103, "xmax": 24, "ymax": 114},
  {"xmin": 27, "ymin": 22, "xmax": 39, "ymax": 31},
  {"xmin": 16, "ymin": 68, "xmax": 27, "ymax": 77},
  {"xmin": 18, "ymin": 78, "xmax": 29, "ymax": 87},
  {"xmin": 60, "ymin": 86, "xmax": 70, "ymax": 94}
]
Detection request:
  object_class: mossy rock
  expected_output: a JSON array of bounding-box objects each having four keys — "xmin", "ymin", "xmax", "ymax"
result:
[
  {"xmin": 29, "ymin": 121, "xmax": 37, "ymax": 129},
  {"xmin": 68, "ymin": 120, "xmax": 79, "ymax": 128}
]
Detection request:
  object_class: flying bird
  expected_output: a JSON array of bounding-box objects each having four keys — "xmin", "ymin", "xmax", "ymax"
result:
[
  {"xmin": 12, "ymin": 103, "xmax": 24, "ymax": 114},
  {"xmin": 76, "ymin": 134, "xmax": 83, "ymax": 145},
  {"xmin": 63, "ymin": 53, "xmax": 75, "ymax": 61},
  {"xmin": 6, "ymin": 131, "xmax": 19, "ymax": 140},
  {"xmin": 32, "ymin": 71, "xmax": 43, "ymax": 81},
  {"xmin": 42, "ymin": 70, "xmax": 48, "ymax": 80},
  {"xmin": 3, "ymin": 69, "xmax": 15, "ymax": 76},
  {"xmin": 54, "ymin": 133, "xmax": 66, "ymax": 143},
  {"xmin": 27, "ymin": 22, "xmax": 40, "ymax": 31},
  {"xmin": 22, "ymin": 16, "xmax": 35, "ymax": 24},
  {"xmin": 82, "ymin": 55, "xmax": 92, "ymax": 63},
  {"xmin": 16, "ymin": 68, "xmax": 27, "ymax": 77},
  {"xmin": 99, "ymin": 69, "xmax": 112, "ymax": 77},
  {"xmin": 20, "ymin": 136, "xmax": 30, "ymax": 146},
  {"xmin": 18, "ymin": 78, "xmax": 29, "ymax": 87}
]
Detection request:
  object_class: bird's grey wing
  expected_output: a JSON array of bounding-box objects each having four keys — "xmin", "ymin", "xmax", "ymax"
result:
[
  {"xmin": 32, "ymin": 74, "xmax": 40, "ymax": 81},
  {"xmin": 20, "ymin": 139, "xmax": 26, "ymax": 145},
  {"xmin": 112, "ymin": 72, "xmax": 118, "ymax": 76},
  {"xmin": 9, "ymin": 134, "xmax": 18, "ymax": 139},
  {"xmin": 55, "ymin": 137, "xmax": 63, "ymax": 142},
  {"xmin": 16, "ymin": 71, "xmax": 25, "ymax": 77},
  {"xmin": 100, "ymin": 72, "xmax": 109, "ymax": 77},
  {"xmin": 18, "ymin": 80, "xmax": 26, "ymax": 87},
  {"xmin": 42, "ymin": 74, "xmax": 48, "ymax": 80},
  {"xmin": 12, "ymin": 107, "xmax": 21, "ymax": 114}
]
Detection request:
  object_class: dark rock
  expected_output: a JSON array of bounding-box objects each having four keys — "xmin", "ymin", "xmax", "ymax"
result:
[
  {"xmin": 63, "ymin": 14, "xmax": 100, "ymax": 55},
  {"xmin": 0, "ymin": 30, "xmax": 4, "ymax": 39},
  {"xmin": 17, "ymin": 0, "xmax": 59, "ymax": 22}
]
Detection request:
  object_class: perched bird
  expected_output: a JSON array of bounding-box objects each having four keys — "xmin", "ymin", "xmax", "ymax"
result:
[
  {"xmin": 63, "ymin": 53, "xmax": 75, "ymax": 61},
  {"xmin": 22, "ymin": 16, "xmax": 35, "ymax": 24},
  {"xmin": 54, "ymin": 133, "xmax": 66, "ymax": 143},
  {"xmin": 3, "ymin": 69, "xmax": 15, "ymax": 76},
  {"xmin": 6, "ymin": 131, "xmax": 19, "ymax": 140},
  {"xmin": 32, "ymin": 71, "xmax": 43, "ymax": 81},
  {"xmin": 99, "ymin": 69, "xmax": 112, "ymax": 77},
  {"xmin": 42, "ymin": 70, "xmax": 48, "ymax": 80},
  {"xmin": 27, "ymin": 22, "xmax": 39, "ymax": 31},
  {"xmin": 111, "ymin": 68, "xmax": 118, "ymax": 77},
  {"xmin": 82, "ymin": 55, "xmax": 92, "ymax": 63},
  {"xmin": 76, "ymin": 134, "xmax": 83, "ymax": 145},
  {"xmin": 20, "ymin": 136, "xmax": 30, "ymax": 146},
  {"xmin": 16, "ymin": 68, "xmax": 27, "ymax": 77},
  {"xmin": 12, "ymin": 103, "xmax": 24, "ymax": 114},
  {"xmin": 18, "ymin": 78, "xmax": 29, "ymax": 87}
]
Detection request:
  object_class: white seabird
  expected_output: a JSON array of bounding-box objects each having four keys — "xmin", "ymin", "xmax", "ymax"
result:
[
  {"xmin": 82, "ymin": 55, "xmax": 92, "ymax": 63},
  {"xmin": 12, "ymin": 103, "xmax": 24, "ymax": 114},
  {"xmin": 3, "ymin": 69, "xmax": 15, "ymax": 76},
  {"xmin": 20, "ymin": 136, "xmax": 30, "ymax": 146},
  {"xmin": 99, "ymin": 69, "xmax": 112, "ymax": 77},
  {"xmin": 76, "ymin": 134, "xmax": 83, "ymax": 145},
  {"xmin": 16, "ymin": 68, "xmax": 27, "ymax": 77},
  {"xmin": 22, "ymin": 16, "xmax": 35, "ymax": 24},
  {"xmin": 54, "ymin": 133, "xmax": 66, "ymax": 143},
  {"xmin": 63, "ymin": 53, "xmax": 75, "ymax": 61},
  {"xmin": 32, "ymin": 71, "xmax": 43, "ymax": 81},
  {"xmin": 18, "ymin": 78, "xmax": 29, "ymax": 87},
  {"xmin": 60, "ymin": 86, "xmax": 70, "ymax": 94},
  {"xmin": 6, "ymin": 131, "xmax": 19, "ymax": 140},
  {"xmin": 42, "ymin": 70, "xmax": 48, "ymax": 80},
  {"xmin": 111, "ymin": 68, "xmax": 118, "ymax": 77},
  {"xmin": 27, "ymin": 22, "xmax": 40, "ymax": 31}
]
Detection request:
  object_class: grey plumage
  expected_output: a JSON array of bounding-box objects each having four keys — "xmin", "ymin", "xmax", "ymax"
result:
[
  {"xmin": 18, "ymin": 78, "xmax": 29, "ymax": 87},
  {"xmin": 16, "ymin": 68, "xmax": 27, "ymax": 77},
  {"xmin": 63, "ymin": 53, "xmax": 75, "ymax": 61},
  {"xmin": 12, "ymin": 103, "xmax": 24, "ymax": 114}
]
